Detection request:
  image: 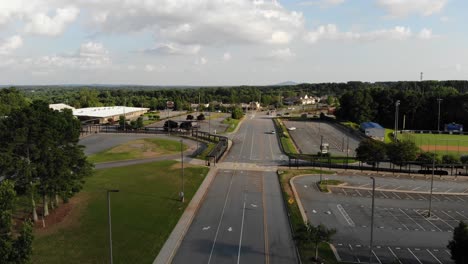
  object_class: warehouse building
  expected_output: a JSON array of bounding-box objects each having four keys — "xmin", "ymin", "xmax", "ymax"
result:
[
  {"xmin": 73, "ymin": 106, "xmax": 149, "ymax": 124},
  {"xmin": 360, "ymin": 122, "xmax": 385, "ymax": 141}
]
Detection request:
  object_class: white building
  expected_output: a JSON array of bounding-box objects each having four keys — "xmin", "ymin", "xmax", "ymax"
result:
[
  {"xmin": 49, "ymin": 103, "xmax": 75, "ymax": 111},
  {"xmin": 73, "ymin": 106, "xmax": 149, "ymax": 124}
]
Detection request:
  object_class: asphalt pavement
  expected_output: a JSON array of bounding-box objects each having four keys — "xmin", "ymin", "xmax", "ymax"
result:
[
  {"xmin": 293, "ymin": 174, "xmax": 468, "ymax": 264},
  {"xmin": 172, "ymin": 111, "xmax": 297, "ymax": 264}
]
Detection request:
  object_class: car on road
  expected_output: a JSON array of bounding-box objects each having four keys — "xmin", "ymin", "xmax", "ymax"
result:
[
  {"xmin": 268, "ymin": 130, "xmax": 276, "ymax": 134},
  {"xmin": 288, "ymin": 127, "xmax": 296, "ymax": 131}
]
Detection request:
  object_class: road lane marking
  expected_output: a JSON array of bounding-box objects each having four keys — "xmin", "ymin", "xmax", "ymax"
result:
[
  {"xmin": 379, "ymin": 191, "xmax": 389, "ymax": 199},
  {"xmin": 440, "ymin": 211, "xmax": 457, "ymax": 221},
  {"xmin": 207, "ymin": 175, "xmax": 235, "ymax": 264},
  {"xmin": 228, "ymin": 227, "xmax": 233, "ymax": 232},
  {"xmin": 388, "ymin": 247, "xmax": 402, "ymax": 264},
  {"xmin": 455, "ymin": 211, "xmax": 468, "ymax": 220},
  {"xmin": 355, "ymin": 190, "xmax": 363, "ymax": 197},
  {"xmin": 261, "ymin": 176, "xmax": 270, "ymax": 264},
  {"xmin": 426, "ymin": 249, "xmax": 443, "ymax": 264},
  {"xmin": 372, "ymin": 250, "xmax": 382, "ymax": 264},
  {"xmin": 337, "ymin": 204, "xmax": 355, "ymax": 227},
  {"xmin": 392, "ymin": 192, "xmax": 402, "ymax": 199},
  {"xmin": 407, "ymin": 248, "xmax": 423, "ymax": 264},
  {"xmin": 202, "ymin": 226, "xmax": 211, "ymax": 231},
  {"xmin": 237, "ymin": 196, "xmax": 246, "ymax": 264}
]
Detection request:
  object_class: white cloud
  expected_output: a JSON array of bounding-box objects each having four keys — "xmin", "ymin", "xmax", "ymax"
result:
[
  {"xmin": 305, "ymin": 24, "xmax": 417, "ymax": 43},
  {"xmin": 418, "ymin": 28, "xmax": 433, "ymax": 39},
  {"xmin": 144, "ymin": 43, "xmax": 201, "ymax": 56},
  {"xmin": 195, "ymin": 57, "xmax": 208, "ymax": 65},
  {"xmin": 0, "ymin": 35, "xmax": 23, "ymax": 55},
  {"xmin": 456, "ymin": 64, "xmax": 462, "ymax": 72},
  {"xmin": 145, "ymin": 64, "xmax": 155, "ymax": 72},
  {"xmin": 84, "ymin": 0, "xmax": 304, "ymax": 46},
  {"xmin": 223, "ymin": 52, "xmax": 232, "ymax": 61},
  {"xmin": 440, "ymin": 16, "xmax": 449, "ymax": 22},
  {"xmin": 298, "ymin": 0, "xmax": 345, "ymax": 7},
  {"xmin": 25, "ymin": 6, "xmax": 79, "ymax": 36},
  {"xmin": 79, "ymin": 42, "xmax": 109, "ymax": 58},
  {"xmin": 377, "ymin": 0, "xmax": 447, "ymax": 17},
  {"xmin": 261, "ymin": 48, "xmax": 296, "ymax": 60}
]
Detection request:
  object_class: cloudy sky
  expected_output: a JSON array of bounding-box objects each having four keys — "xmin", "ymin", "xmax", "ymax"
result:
[{"xmin": 0, "ymin": 0, "xmax": 466, "ymax": 85}]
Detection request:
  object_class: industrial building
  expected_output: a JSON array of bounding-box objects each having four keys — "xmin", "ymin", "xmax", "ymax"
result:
[
  {"xmin": 72, "ymin": 106, "xmax": 149, "ymax": 124},
  {"xmin": 360, "ymin": 122, "xmax": 385, "ymax": 141}
]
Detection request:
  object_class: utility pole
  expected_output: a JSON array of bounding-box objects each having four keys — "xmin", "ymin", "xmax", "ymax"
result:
[
  {"xmin": 107, "ymin": 189, "xmax": 120, "ymax": 264},
  {"xmin": 369, "ymin": 177, "xmax": 376, "ymax": 264},
  {"xmin": 437, "ymin": 98, "xmax": 443, "ymax": 133},
  {"xmin": 394, "ymin": 100, "xmax": 400, "ymax": 140},
  {"xmin": 180, "ymin": 139, "xmax": 185, "ymax": 203}
]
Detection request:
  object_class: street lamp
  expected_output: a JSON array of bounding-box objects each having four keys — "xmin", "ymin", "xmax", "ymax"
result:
[
  {"xmin": 107, "ymin": 189, "xmax": 120, "ymax": 264},
  {"xmin": 437, "ymin": 98, "xmax": 443, "ymax": 133},
  {"xmin": 428, "ymin": 154, "xmax": 436, "ymax": 217},
  {"xmin": 369, "ymin": 177, "xmax": 376, "ymax": 264},
  {"xmin": 394, "ymin": 100, "xmax": 400, "ymax": 141},
  {"xmin": 180, "ymin": 139, "xmax": 185, "ymax": 203}
]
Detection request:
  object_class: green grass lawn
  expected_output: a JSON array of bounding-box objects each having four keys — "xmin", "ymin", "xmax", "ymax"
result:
[
  {"xmin": 277, "ymin": 170, "xmax": 338, "ymax": 264},
  {"xmin": 340, "ymin": 121, "xmax": 359, "ymax": 130},
  {"xmin": 88, "ymin": 138, "xmax": 187, "ymax": 163},
  {"xmin": 32, "ymin": 160, "xmax": 209, "ymax": 264},
  {"xmin": 401, "ymin": 132, "xmax": 468, "ymax": 146},
  {"xmin": 221, "ymin": 117, "xmax": 241, "ymax": 133},
  {"xmin": 385, "ymin": 128, "xmax": 394, "ymax": 143}
]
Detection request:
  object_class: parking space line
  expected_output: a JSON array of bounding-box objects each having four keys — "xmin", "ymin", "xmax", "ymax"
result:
[
  {"xmin": 444, "ymin": 196, "xmax": 455, "ymax": 202},
  {"xmin": 455, "ymin": 211, "xmax": 468, "ymax": 220},
  {"xmin": 379, "ymin": 191, "xmax": 389, "ymax": 199},
  {"xmin": 426, "ymin": 249, "xmax": 443, "ymax": 264},
  {"xmin": 416, "ymin": 194, "xmax": 427, "ymax": 201},
  {"xmin": 441, "ymin": 210, "xmax": 457, "ymax": 221},
  {"xmin": 388, "ymin": 247, "xmax": 402, "ymax": 264},
  {"xmin": 372, "ymin": 250, "xmax": 382, "ymax": 264},
  {"xmin": 355, "ymin": 190, "xmax": 363, "ymax": 197},
  {"xmin": 392, "ymin": 192, "xmax": 402, "ymax": 199},
  {"xmin": 359, "ymin": 183, "xmax": 370, "ymax": 188},
  {"xmin": 404, "ymin": 193, "xmax": 415, "ymax": 200},
  {"xmin": 395, "ymin": 186, "xmax": 404, "ymax": 190},
  {"xmin": 432, "ymin": 195, "xmax": 441, "ymax": 202},
  {"xmin": 377, "ymin": 184, "xmax": 388, "ymax": 190},
  {"xmin": 455, "ymin": 196, "xmax": 465, "ymax": 202},
  {"xmin": 366, "ymin": 190, "xmax": 373, "ymax": 197},
  {"xmin": 445, "ymin": 188, "xmax": 453, "ymax": 193},
  {"xmin": 415, "ymin": 210, "xmax": 443, "ymax": 232},
  {"xmin": 445, "ymin": 250, "xmax": 451, "ymax": 256},
  {"xmin": 407, "ymin": 248, "xmax": 423, "ymax": 264},
  {"xmin": 337, "ymin": 204, "xmax": 355, "ymax": 227},
  {"xmin": 411, "ymin": 186, "xmax": 421, "ymax": 191},
  {"xmin": 434, "ymin": 213, "xmax": 455, "ymax": 229},
  {"xmin": 349, "ymin": 244, "xmax": 361, "ymax": 263},
  {"xmin": 399, "ymin": 209, "xmax": 426, "ymax": 231},
  {"xmin": 385, "ymin": 208, "xmax": 409, "ymax": 230}
]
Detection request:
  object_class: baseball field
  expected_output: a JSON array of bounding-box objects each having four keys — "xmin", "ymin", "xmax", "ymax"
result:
[{"xmin": 400, "ymin": 132, "xmax": 468, "ymax": 155}]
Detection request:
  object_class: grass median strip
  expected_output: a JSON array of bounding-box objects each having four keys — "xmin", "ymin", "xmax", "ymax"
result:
[
  {"xmin": 32, "ymin": 160, "xmax": 209, "ymax": 264},
  {"xmin": 317, "ymin": 180, "xmax": 344, "ymax": 193},
  {"xmin": 277, "ymin": 169, "xmax": 338, "ymax": 263},
  {"xmin": 221, "ymin": 117, "xmax": 242, "ymax": 133},
  {"xmin": 88, "ymin": 138, "xmax": 187, "ymax": 163}
]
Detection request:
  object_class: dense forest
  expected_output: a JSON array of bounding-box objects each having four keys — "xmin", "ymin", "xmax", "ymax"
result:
[{"xmin": 2, "ymin": 80, "xmax": 468, "ymax": 130}]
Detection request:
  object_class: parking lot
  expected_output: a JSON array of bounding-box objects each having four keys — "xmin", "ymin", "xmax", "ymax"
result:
[
  {"xmin": 283, "ymin": 120, "xmax": 361, "ymax": 155},
  {"xmin": 293, "ymin": 174, "xmax": 468, "ymax": 264}
]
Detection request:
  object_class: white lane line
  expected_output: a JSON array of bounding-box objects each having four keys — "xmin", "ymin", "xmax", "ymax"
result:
[
  {"xmin": 426, "ymin": 249, "xmax": 443, "ymax": 264},
  {"xmin": 388, "ymin": 247, "xmax": 402, "ymax": 264},
  {"xmin": 207, "ymin": 175, "xmax": 235, "ymax": 264},
  {"xmin": 372, "ymin": 250, "xmax": 382, "ymax": 264},
  {"xmin": 407, "ymin": 248, "xmax": 423, "ymax": 264},
  {"xmin": 455, "ymin": 211, "xmax": 468, "ymax": 220},
  {"xmin": 237, "ymin": 196, "xmax": 246, "ymax": 264},
  {"xmin": 399, "ymin": 209, "xmax": 426, "ymax": 231},
  {"xmin": 337, "ymin": 204, "xmax": 355, "ymax": 227}
]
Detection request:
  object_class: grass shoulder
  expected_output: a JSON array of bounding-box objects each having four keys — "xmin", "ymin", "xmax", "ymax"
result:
[
  {"xmin": 88, "ymin": 138, "xmax": 187, "ymax": 163},
  {"xmin": 221, "ymin": 117, "xmax": 242, "ymax": 133},
  {"xmin": 277, "ymin": 169, "xmax": 338, "ymax": 263},
  {"xmin": 32, "ymin": 160, "xmax": 209, "ymax": 264}
]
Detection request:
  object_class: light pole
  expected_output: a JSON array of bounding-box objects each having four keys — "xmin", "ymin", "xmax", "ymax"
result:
[
  {"xmin": 107, "ymin": 189, "xmax": 120, "ymax": 264},
  {"xmin": 428, "ymin": 154, "xmax": 435, "ymax": 217},
  {"xmin": 180, "ymin": 139, "xmax": 185, "ymax": 203},
  {"xmin": 437, "ymin": 98, "xmax": 443, "ymax": 133},
  {"xmin": 394, "ymin": 100, "xmax": 400, "ymax": 141},
  {"xmin": 369, "ymin": 177, "xmax": 376, "ymax": 264}
]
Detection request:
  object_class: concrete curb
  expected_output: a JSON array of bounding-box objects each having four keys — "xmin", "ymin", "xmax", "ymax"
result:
[
  {"xmin": 153, "ymin": 167, "xmax": 219, "ymax": 264},
  {"xmin": 225, "ymin": 116, "xmax": 245, "ymax": 135},
  {"xmin": 289, "ymin": 174, "xmax": 314, "ymax": 224},
  {"xmin": 330, "ymin": 185, "xmax": 468, "ymax": 196}
]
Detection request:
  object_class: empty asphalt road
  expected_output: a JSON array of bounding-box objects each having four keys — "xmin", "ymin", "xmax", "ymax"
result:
[{"xmin": 172, "ymin": 111, "xmax": 297, "ymax": 264}]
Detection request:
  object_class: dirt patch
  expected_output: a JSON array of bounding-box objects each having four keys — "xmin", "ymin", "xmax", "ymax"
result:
[
  {"xmin": 420, "ymin": 145, "xmax": 468, "ymax": 152},
  {"xmin": 169, "ymin": 163, "xmax": 197, "ymax": 170},
  {"xmin": 34, "ymin": 193, "xmax": 91, "ymax": 237}
]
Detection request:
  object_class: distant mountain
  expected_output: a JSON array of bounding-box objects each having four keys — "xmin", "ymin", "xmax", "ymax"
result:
[{"xmin": 273, "ymin": 81, "xmax": 298, "ymax": 86}]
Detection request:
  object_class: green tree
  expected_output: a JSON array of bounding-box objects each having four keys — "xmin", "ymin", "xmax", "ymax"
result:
[
  {"xmin": 119, "ymin": 115, "xmax": 126, "ymax": 129},
  {"xmin": 447, "ymin": 221, "xmax": 468, "ymax": 264},
  {"xmin": 136, "ymin": 117, "xmax": 144, "ymax": 129},
  {"xmin": 0, "ymin": 88, "xmax": 29, "ymax": 117},
  {"xmin": 231, "ymin": 107, "xmax": 244, "ymax": 120},
  {"xmin": 387, "ymin": 140, "xmax": 418, "ymax": 167},
  {"xmin": 295, "ymin": 222, "xmax": 336, "ymax": 261},
  {"xmin": 355, "ymin": 139, "xmax": 387, "ymax": 168},
  {"xmin": 0, "ymin": 180, "xmax": 34, "ymax": 264}
]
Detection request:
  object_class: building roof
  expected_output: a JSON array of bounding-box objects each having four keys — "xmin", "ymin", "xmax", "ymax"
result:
[
  {"xmin": 73, "ymin": 106, "xmax": 149, "ymax": 118},
  {"xmin": 49, "ymin": 103, "xmax": 75, "ymax": 111},
  {"xmin": 360, "ymin": 122, "xmax": 384, "ymax": 130}
]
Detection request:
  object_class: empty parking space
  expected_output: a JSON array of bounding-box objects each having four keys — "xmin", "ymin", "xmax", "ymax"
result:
[{"xmin": 335, "ymin": 244, "xmax": 453, "ymax": 264}]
